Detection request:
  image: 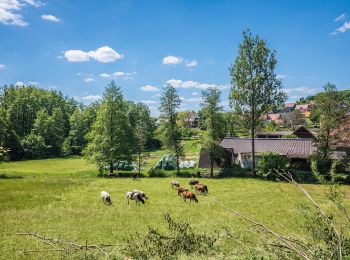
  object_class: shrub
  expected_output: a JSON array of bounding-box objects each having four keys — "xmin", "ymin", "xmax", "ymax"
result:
[
  {"xmin": 148, "ymin": 167, "xmax": 167, "ymax": 177},
  {"xmin": 21, "ymin": 134, "xmax": 48, "ymax": 159},
  {"xmin": 124, "ymin": 213, "xmax": 218, "ymax": 259},
  {"xmin": 256, "ymin": 152, "xmax": 290, "ymax": 180}
]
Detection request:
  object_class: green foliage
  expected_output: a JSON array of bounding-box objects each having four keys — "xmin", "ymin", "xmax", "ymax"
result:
[
  {"xmin": 313, "ymin": 83, "xmax": 348, "ymax": 158},
  {"xmin": 295, "ymin": 182, "xmax": 350, "ymax": 259},
  {"xmin": 256, "ymin": 152, "xmax": 290, "ymax": 180},
  {"xmin": 229, "ymin": 30, "xmax": 286, "ymax": 121},
  {"xmin": 21, "ymin": 133, "xmax": 48, "ymax": 159},
  {"xmin": 310, "ymin": 158, "xmax": 348, "ymax": 183},
  {"xmin": 176, "ymin": 111, "xmax": 197, "ymax": 139},
  {"xmin": 201, "ymin": 87, "xmax": 225, "ymax": 177},
  {"xmin": 158, "ymin": 84, "xmax": 184, "ymax": 175},
  {"xmin": 148, "ymin": 167, "xmax": 167, "ymax": 177},
  {"xmin": 128, "ymin": 102, "xmax": 154, "ymax": 175},
  {"xmin": 83, "ymin": 81, "xmax": 133, "ymax": 173},
  {"xmin": 66, "ymin": 106, "xmax": 97, "ymax": 155},
  {"xmin": 125, "ymin": 213, "xmax": 218, "ymax": 259},
  {"xmin": 230, "ymin": 30, "xmax": 286, "ymax": 174},
  {"xmin": 0, "ymin": 85, "xmax": 79, "ymax": 159}
]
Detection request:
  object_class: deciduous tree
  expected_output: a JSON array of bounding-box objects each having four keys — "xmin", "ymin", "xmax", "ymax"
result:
[
  {"xmin": 314, "ymin": 83, "xmax": 347, "ymax": 158},
  {"xmin": 229, "ymin": 30, "xmax": 286, "ymax": 175},
  {"xmin": 201, "ymin": 87, "xmax": 225, "ymax": 177},
  {"xmin": 158, "ymin": 84, "xmax": 183, "ymax": 175},
  {"xmin": 83, "ymin": 81, "xmax": 133, "ymax": 174}
]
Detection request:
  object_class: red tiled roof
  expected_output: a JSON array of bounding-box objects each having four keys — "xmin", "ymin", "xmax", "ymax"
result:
[
  {"xmin": 220, "ymin": 138, "xmax": 316, "ymax": 159},
  {"xmin": 295, "ymin": 104, "xmax": 311, "ymax": 111},
  {"xmin": 267, "ymin": 113, "xmax": 283, "ymax": 121}
]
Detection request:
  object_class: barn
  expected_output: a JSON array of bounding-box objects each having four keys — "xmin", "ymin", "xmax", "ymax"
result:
[{"xmin": 219, "ymin": 137, "xmax": 316, "ymax": 169}]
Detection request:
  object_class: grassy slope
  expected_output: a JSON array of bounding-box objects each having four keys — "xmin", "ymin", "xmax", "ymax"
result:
[{"xmin": 1, "ymin": 156, "xmax": 350, "ymax": 258}]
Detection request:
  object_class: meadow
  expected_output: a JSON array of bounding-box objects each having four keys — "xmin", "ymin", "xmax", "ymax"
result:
[{"xmin": 1, "ymin": 154, "xmax": 350, "ymax": 259}]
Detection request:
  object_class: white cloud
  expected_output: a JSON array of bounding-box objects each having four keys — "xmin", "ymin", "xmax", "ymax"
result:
[
  {"xmin": 332, "ymin": 21, "xmax": 350, "ymax": 35},
  {"xmin": 166, "ymin": 79, "xmax": 229, "ymax": 90},
  {"xmin": 84, "ymin": 77, "xmax": 95, "ymax": 83},
  {"xmin": 22, "ymin": 0, "xmax": 41, "ymax": 7},
  {"xmin": 99, "ymin": 73, "xmax": 109, "ymax": 78},
  {"xmin": 28, "ymin": 81, "xmax": 39, "ymax": 85},
  {"xmin": 0, "ymin": 0, "xmax": 41, "ymax": 27},
  {"xmin": 186, "ymin": 59, "xmax": 198, "ymax": 68},
  {"xmin": 191, "ymin": 92, "xmax": 199, "ymax": 96},
  {"xmin": 180, "ymin": 96, "xmax": 203, "ymax": 103},
  {"xmin": 99, "ymin": 71, "xmax": 136, "ymax": 80},
  {"xmin": 276, "ymin": 74, "xmax": 286, "ymax": 80},
  {"xmin": 0, "ymin": 64, "xmax": 5, "ymax": 69},
  {"xmin": 140, "ymin": 85, "xmax": 160, "ymax": 92},
  {"xmin": 82, "ymin": 95, "xmax": 101, "ymax": 101},
  {"xmin": 64, "ymin": 50, "xmax": 90, "ymax": 62},
  {"xmin": 64, "ymin": 46, "xmax": 123, "ymax": 63},
  {"xmin": 162, "ymin": 55, "xmax": 183, "ymax": 65},
  {"xmin": 141, "ymin": 100, "xmax": 157, "ymax": 105},
  {"xmin": 88, "ymin": 46, "xmax": 122, "ymax": 63},
  {"xmin": 41, "ymin": 14, "xmax": 60, "ymax": 22},
  {"xmin": 15, "ymin": 81, "xmax": 25, "ymax": 86},
  {"xmin": 335, "ymin": 13, "xmax": 346, "ymax": 22},
  {"xmin": 152, "ymin": 93, "xmax": 161, "ymax": 98}
]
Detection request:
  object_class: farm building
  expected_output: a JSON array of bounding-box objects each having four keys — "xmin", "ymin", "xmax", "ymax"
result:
[
  {"xmin": 256, "ymin": 125, "xmax": 316, "ymax": 139},
  {"xmin": 187, "ymin": 111, "xmax": 199, "ymax": 128},
  {"xmin": 219, "ymin": 137, "xmax": 316, "ymax": 169}
]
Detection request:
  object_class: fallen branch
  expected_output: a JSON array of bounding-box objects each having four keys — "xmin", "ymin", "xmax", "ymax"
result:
[
  {"xmin": 209, "ymin": 197, "xmax": 311, "ymax": 260},
  {"xmin": 274, "ymin": 169, "xmax": 343, "ymax": 260},
  {"xmin": 17, "ymin": 232, "xmax": 124, "ymax": 256}
]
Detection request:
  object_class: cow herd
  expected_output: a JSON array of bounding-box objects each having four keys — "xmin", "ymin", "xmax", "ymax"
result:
[{"xmin": 100, "ymin": 179, "xmax": 208, "ymax": 206}]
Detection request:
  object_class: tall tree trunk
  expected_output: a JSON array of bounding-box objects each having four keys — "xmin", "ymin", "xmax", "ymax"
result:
[
  {"xmin": 109, "ymin": 162, "xmax": 114, "ymax": 174},
  {"xmin": 251, "ymin": 113, "xmax": 256, "ymax": 176},
  {"xmin": 210, "ymin": 157, "xmax": 214, "ymax": 178},
  {"xmin": 176, "ymin": 153, "xmax": 180, "ymax": 175},
  {"xmin": 138, "ymin": 152, "xmax": 141, "ymax": 177},
  {"xmin": 324, "ymin": 129, "xmax": 330, "ymax": 158}
]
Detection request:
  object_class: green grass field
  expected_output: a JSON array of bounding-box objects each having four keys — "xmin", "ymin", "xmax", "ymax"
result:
[{"xmin": 1, "ymin": 154, "xmax": 350, "ymax": 258}]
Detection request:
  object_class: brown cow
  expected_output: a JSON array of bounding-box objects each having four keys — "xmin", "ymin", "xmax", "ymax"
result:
[
  {"xmin": 182, "ymin": 191, "xmax": 198, "ymax": 203},
  {"xmin": 194, "ymin": 184, "xmax": 208, "ymax": 194},
  {"xmin": 177, "ymin": 187, "xmax": 189, "ymax": 196}
]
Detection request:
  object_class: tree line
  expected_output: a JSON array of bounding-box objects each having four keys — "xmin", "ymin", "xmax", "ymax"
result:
[{"xmin": 0, "ymin": 83, "xmax": 157, "ymax": 165}]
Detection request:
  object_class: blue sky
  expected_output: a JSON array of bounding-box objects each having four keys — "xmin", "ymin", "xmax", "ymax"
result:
[{"xmin": 0, "ymin": 0, "xmax": 349, "ymax": 115}]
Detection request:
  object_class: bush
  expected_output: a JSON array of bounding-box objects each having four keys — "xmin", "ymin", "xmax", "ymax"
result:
[
  {"xmin": 21, "ymin": 134, "xmax": 48, "ymax": 159},
  {"xmin": 148, "ymin": 167, "xmax": 167, "ymax": 177},
  {"xmin": 256, "ymin": 152, "xmax": 290, "ymax": 181},
  {"xmin": 61, "ymin": 138, "xmax": 72, "ymax": 156},
  {"xmin": 125, "ymin": 213, "xmax": 218, "ymax": 259}
]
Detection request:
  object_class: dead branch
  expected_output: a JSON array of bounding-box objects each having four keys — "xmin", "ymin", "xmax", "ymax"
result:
[
  {"xmin": 209, "ymin": 197, "xmax": 311, "ymax": 260},
  {"xmin": 274, "ymin": 169, "xmax": 343, "ymax": 260},
  {"xmin": 17, "ymin": 232, "xmax": 124, "ymax": 256}
]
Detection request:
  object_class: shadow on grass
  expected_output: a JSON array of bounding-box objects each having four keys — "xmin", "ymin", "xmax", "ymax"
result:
[{"xmin": 0, "ymin": 173, "xmax": 23, "ymax": 179}]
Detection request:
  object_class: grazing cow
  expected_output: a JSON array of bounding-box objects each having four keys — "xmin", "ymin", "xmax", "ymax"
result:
[
  {"xmin": 182, "ymin": 191, "xmax": 198, "ymax": 203},
  {"xmin": 126, "ymin": 190, "xmax": 148, "ymax": 205},
  {"xmin": 189, "ymin": 180, "xmax": 199, "ymax": 188},
  {"xmin": 177, "ymin": 187, "xmax": 189, "ymax": 196},
  {"xmin": 194, "ymin": 183, "xmax": 208, "ymax": 194},
  {"xmin": 170, "ymin": 180, "xmax": 180, "ymax": 189},
  {"xmin": 101, "ymin": 191, "xmax": 112, "ymax": 206}
]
